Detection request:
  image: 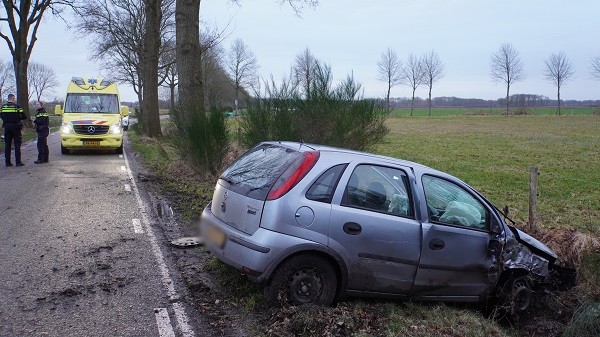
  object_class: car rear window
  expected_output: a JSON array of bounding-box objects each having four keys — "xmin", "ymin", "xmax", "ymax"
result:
[{"xmin": 220, "ymin": 144, "xmax": 303, "ymax": 200}]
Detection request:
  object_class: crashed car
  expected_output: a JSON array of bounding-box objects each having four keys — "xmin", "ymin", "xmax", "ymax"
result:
[{"xmin": 201, "ymin": 141, "xmax": 574, "ymax": 310}]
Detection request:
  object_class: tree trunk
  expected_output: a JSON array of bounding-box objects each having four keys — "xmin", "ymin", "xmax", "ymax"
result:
[
  {"xmin": 13, "ymin": 55, "xmax": 30, "ymax": 124},
  {"xmin": 141, "ymin": 0, "xmax": 163, "ymax": 137},
  {"xmin": 176, "ymin": 0, "xmax": 204, "ymax": 117},
  {"xmin": 428, "ymin": 80, "xmax": 432, "ymax": 116},
  {"xmin": 386, "ymin": 85, "xmax": 390, "ymax": 113},
  {"xmin": 410, "ymin": 88, "xmax": 416, "ymax": 116},
  {"xmin": 557, "ymin": 86, "xmax": 561, "ymax": 116},
  {"xmin": 505, "ymin": 84, "xmax": 510, "ymax": 116},
  {"xmin": 170, "ymin": 83, "xmax": 175, "ymax": 111}
]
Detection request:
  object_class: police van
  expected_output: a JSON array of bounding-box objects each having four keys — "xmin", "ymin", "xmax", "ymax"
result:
[{"xmin": 55, "ymin": 77, "xmax": 129, "ymax": 154}]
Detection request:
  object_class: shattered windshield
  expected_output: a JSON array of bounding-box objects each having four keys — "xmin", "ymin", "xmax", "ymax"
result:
[{"xmin": 64, "ymin": 93, "xmax": 119, "ymax": 113}]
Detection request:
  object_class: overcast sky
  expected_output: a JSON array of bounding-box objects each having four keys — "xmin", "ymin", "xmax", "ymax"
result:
[{"xmin": 1, "ymin": 0, "xmax": 599, "ymax": 102}]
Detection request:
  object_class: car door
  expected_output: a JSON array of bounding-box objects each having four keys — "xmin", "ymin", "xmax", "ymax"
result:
[
  {"xmin": 329, "ymin": 163, "xmax": 422, "ymax": 295},
  {"xmin": 411, "ymin": 174, "xmax": 496, "ymax": 299}
]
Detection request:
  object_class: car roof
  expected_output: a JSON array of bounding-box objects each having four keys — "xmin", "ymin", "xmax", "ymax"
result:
[{"xmin": 261, "ymin": 141, "xmax": 453, "ymax": 178}]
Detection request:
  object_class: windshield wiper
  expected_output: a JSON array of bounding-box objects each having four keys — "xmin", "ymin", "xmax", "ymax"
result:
[{"xmin": 219, "ymin": 176, "xmax": 236, "ymax": 185}]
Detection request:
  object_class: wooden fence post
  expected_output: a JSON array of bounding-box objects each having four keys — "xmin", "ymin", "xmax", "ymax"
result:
[{"xmin": 529, "ymin": 167, "xmax": 538, "ymax": 231}]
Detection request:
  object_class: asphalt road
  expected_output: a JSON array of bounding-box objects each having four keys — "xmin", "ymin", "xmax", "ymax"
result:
[{"xmin": 0, "ymin": 133, "xmax": 196, "ymax": 337}]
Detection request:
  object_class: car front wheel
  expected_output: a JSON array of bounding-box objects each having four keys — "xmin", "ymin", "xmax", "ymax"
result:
[
  {"xmin": 502, "ymin": 276, "xmax": 532, "ymax": 314},
  {"xmin": 266, "ymin": 254, "xmax": 337, "ymax": 307}
]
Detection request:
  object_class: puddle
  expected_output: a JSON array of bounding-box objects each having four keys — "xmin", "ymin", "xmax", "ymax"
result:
[{"xmin": 156, "ymin": 198, "xmax": 174, "ymax": 219}]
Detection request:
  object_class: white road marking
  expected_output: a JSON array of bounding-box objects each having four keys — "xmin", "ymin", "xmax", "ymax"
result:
[
  {"xmin": 121, "ymin": 165, "xmax": 127, "ymax": 171},
  {"xmin": 172, "ymin": 302, "xmax": 195, "ymax": 337},
  {"xmin": 123, "ymin": 148, "xmax": 196, "ymax": 337},
  {"xmin": 154, "ymin": 308, "xmax": 176, "ymax": 337},
  {"xmin": 119, "ymin": 155, "xmax": 124, "ymax": 158},
  {"xmin": 124, "ymin": 184, "xmax": 131, "ymax": 192},
  {"xmin": 132, "ymin": 218, "xmax": 144, "ymax": 233}
]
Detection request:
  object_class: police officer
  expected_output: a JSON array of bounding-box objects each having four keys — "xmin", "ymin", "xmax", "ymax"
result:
[
  {"xmin": 1, "ymin": 94, "xmax": 27, "ymax": 167},
  {"xmin": 34, "ymin": 101, "xmax": 49, "ymax": 163}
]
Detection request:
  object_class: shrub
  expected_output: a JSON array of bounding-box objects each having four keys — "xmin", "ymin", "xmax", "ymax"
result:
[
  {"xmin": 241, "ymin": 63, "xmax": 388, "ymax": 151},
  {"xmin": 561, "ymin": 302, "xmax": 600, "ymax": 337},
  {"xmin": 169, "ymin": 106, "xmax": 229, "ymax": 176}
]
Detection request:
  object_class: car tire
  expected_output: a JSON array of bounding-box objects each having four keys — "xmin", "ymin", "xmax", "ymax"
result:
[
  {"xmin": 123, "ymin": 125, "xmax": 128, "ymax": 131},
  {"xmin": 266, "ymin": 254, "xmax": 337, "ymax": 307},
  {"xmin": 115, "ymin": 144, "xmax": 123, "ymax": 154},
  {"xmin": 61, "ymin": 145, "xmax": 70, "ymax": 155},
  {"xmin": 502, "ymin": 276, "xmax": 532, "ymax": 314}
]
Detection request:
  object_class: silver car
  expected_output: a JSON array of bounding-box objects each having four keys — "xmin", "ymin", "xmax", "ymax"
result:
[{"xmin": 201, "ymin": 141, "xmax": 573, "ymax": 310}]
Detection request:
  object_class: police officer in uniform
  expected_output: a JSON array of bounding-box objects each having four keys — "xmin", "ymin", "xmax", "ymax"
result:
[
  {"xmin": 34, "ymin": 101, "xmax": 49, "ymax": 163},
  {"xmin": 1, "ymin": 94, "xmax": 27, "ymax": 167}
]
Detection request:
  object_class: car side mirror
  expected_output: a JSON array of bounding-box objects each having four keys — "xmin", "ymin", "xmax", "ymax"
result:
[{"xmin": 54, "ymin": 104, "xmax": 63, "ymax": 115}]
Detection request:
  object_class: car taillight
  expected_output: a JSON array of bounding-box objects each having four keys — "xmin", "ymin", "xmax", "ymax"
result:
[{"xmin": 267, "ymin": 151, "xmax": 319, "ymax": 200}]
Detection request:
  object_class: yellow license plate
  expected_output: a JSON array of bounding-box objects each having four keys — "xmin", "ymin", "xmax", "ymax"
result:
[
  {"xmin": 83, "ymin": 140, "xmax": 100, "ymax": 146},
  {"xmin": 206, "ymin": 226, "xmax": 226, "ymax": 248}
]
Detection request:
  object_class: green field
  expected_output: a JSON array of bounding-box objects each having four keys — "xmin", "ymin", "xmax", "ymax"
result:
[
  {"xmin": 389, "ymin": 107, "xmax": 597, "ymax": 117},
  {"xmin": 378, "ymin": 115, "xmax": 600, "ymax": 233}
]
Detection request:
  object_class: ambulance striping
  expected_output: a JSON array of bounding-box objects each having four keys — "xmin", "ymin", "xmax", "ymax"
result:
[{"xmin": 71, "ymin": 120, "xmax": 109, "ymax": 125}]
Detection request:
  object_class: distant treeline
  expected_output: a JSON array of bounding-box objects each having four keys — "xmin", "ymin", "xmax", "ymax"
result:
[
  {"xmin": 120, "ymin": 94, "xmax": 600, "ymax": 111},
  {"xmin": 387, "ymin": 94, "xmax": 600, "ymax": 108}
]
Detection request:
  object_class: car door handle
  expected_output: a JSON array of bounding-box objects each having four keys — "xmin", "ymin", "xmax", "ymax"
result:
[
  {"xmin": 429, "ymin": 238, "xmax": 445, "ymax": 250},
  {"xmin": 343, "ymin": 222, "xmax": 362, "ymax": 235}
]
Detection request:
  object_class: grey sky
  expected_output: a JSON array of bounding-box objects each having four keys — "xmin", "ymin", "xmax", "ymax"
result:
[{"xmin": 1, "ymin": 0, "xmax": 598, "ymax": 102}]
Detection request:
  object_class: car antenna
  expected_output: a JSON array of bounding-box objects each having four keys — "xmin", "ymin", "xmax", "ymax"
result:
[{"xmin": 299, "ymin": 139, "xmax": 305, "ymax": 149}]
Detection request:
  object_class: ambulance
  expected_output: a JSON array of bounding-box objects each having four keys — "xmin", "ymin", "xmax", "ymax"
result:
[{"xmin": 55, "ymin": 77, "xmax": 129, "ymax": 154}]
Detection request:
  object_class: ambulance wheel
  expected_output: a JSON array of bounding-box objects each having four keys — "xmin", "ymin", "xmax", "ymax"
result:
[
  {"xmin": 115, "ymin": 144, "xmax": 123, "ymax": 154},
  {"xmin": 61, "ymin": 145, "xmax": 70, "ymax": 154}
]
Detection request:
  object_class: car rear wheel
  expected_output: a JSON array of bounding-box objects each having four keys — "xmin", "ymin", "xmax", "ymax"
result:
[{"xmin": 266, "ymin": 254, "xmax": 337, "ymax": 307}]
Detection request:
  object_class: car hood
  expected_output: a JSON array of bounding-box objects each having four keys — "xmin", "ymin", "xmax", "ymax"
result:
[{"xmin": 508, "ymin": 225, "xmax": 558, "ymax": 262}]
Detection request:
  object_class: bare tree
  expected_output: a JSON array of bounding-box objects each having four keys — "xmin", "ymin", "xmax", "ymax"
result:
[
  {"xmin": 589, "ymin": 55, "xmax": 600, "ymax": 81},
  {"xmin": 402, "ymin": 54, "xmax": 424, "ymax": 116},
  {"xmin": 293, "ymin": 47, "xmax": 318, "ymax": 97},
  {"xmin": 177, "ymin": 0, "xmax": 318, "ymax": 117},
  {"xmin": 0, "ymin": 0, "xmax": 69, "ymax": 121},
  {"xmin": 27, "ymin": 62, "xmax": 59, "ymax": 101},
  {"xmin": 203, "ymin": 43, "xmax": 238, "ymax": 109},
  {"xmin": 160, "ymin": 43, "xmax": 178, "ymax": 110},
  {"xmin": 226, "ymin": 38, "xmax": 258, "ymax": 114},
  {"xmin": 74, "ymin": 0, "xmax": 175, "ymax": 136},
  {"xmin": 421, "ymin": 50, "xmax": 445, "ymax": 116},
  {"xmin": 490, "ymin": 43, "xmax": 525, "ymax": 116},
  {"xmin": 377, "ymin": 48, "xmax": 402, "ymax": 113},
  {"xmin": 175, "ymin": 0, "xmax": 202, "ymax": 116},
  {"xmin": 544, "ymin": 51, "xmax": 574, "ymax": 116},
  {"xmin": 0, "ymin": 59, "xmax": 14, "ymax": 99}
]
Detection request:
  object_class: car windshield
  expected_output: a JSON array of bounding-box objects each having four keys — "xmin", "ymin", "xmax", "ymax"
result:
[{"xmin": 64, "ymin": 93, "xmax": 119, "ymax": 113}]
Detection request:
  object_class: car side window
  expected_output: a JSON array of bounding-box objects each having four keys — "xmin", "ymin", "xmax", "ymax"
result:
[
  {"xmin": 306, "ymin": 164, "xmax": 347, "ymax": 203},
  {"xmin": 422, "ymin": 175, "xmax": 489, "ymax": 230},
  {"xmin": 341, "ymin": 164, "xmax": 413, "ymax": 217}
]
